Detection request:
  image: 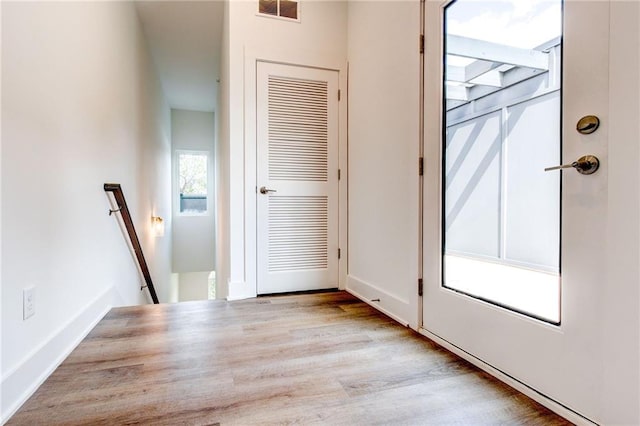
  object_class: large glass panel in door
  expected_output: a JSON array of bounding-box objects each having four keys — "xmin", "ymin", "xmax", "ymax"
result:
[{"xmin": 442, "ymin": 0, "xmax": 562, "ymax": 323}]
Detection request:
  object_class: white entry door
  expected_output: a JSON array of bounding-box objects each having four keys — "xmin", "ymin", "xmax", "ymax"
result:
[
  {"xmin": 423, "ymin": 0, "xmax": 609, "ymax": 422},
  {"xmin": 256, "ymin": 62, "xmax": 339, "ymax": 294}
]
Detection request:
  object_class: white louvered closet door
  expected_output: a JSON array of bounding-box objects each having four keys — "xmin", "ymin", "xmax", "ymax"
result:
[{"xmin": 256, "ymin": 62, "xmax": 339, "ymax": 294}]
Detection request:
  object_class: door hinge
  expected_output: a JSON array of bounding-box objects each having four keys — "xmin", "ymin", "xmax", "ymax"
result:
[
  {"xmin": 338, "ymin": 89, "xmax": 341, "ymax": 101},
  {"xmin": 420, "ymin": 34, "xmax": 425, "ymax": 54},
  {"xmin": 338, "ymin": 248, "xmax": 342, "ymax": 259},
  {"xmin": 418, "ymin": 278, "xmax": 423, "ymax": 296},
  {"xmin": 338, "ymin": 168, "xmax": 341, "ymax": 180},
  {"xmin": 419, "ymin": 157, "xmax": 424, "ymax": 176}
]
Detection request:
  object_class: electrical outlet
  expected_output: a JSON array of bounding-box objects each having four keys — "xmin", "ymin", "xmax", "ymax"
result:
[{"xmin": 23, "ymin": 287, "xmax": 35, "ymax": 320}]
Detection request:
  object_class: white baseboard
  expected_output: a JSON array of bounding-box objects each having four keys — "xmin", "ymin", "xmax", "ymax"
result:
[
  {"xmin": 418, "ymin": 327, "xmax": 596, "ymax": 426},
  {"xmin": 346, "ymin": 275, "xmax": 410, "ymax": 327},
  {"xmin": 1, "ymin": 287, "xmax": 113, "ymax": 424},
  {"xmin": 226, "ymin": 280, "xmax": 256, "ymax": 301}
]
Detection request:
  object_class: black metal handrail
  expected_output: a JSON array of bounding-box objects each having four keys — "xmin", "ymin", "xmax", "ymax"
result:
[{"xmin": 104, "ymin": 183, "xmax": 159, "ymax": 304}]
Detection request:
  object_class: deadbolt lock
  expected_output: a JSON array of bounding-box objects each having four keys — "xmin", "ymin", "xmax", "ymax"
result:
[{"xmin": 576, "ymin": 115, "xmax": 600, "ymax": 135}]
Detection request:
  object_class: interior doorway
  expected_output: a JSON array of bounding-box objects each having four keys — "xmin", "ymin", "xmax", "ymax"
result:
[{"xmin": 255, "ymin": 62, "xmax": 340, "ymax": 295}]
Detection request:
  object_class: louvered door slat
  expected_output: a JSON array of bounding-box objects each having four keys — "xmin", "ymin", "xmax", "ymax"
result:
[
  {"xmin": 268, "ymin": 75, "xmax": 328, "ymax": 182},
  {"xmin": 268, "ymin": 195, "xmax": 328, "ymax": 272},
  {"xmin": 268, "ymin": 74, "xmax": 329, "ymax": 271}
]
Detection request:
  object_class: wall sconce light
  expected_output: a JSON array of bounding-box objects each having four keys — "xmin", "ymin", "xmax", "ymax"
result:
[{"xmin": 151, "ymin": 216, "xmax": 165, "ymax": 237}]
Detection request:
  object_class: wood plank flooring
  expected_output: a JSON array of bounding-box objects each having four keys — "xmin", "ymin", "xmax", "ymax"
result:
[{"xmin": 8, "ymin": 291, "xmax": 572, "ymax": 425}]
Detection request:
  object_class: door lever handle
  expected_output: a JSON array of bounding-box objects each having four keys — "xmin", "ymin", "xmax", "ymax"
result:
[
  {"xmin": 259, "ymin": 186, "xmax": 277, "ymax": 194},
  {"xmin": 544, "ymin": 162, "xmax": 577, "ymax": 171},
  {"xmin": 544, "ymin": 155, "xmax": 600, "ymax": 175}
]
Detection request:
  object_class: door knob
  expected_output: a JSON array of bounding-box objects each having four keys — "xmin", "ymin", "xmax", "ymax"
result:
[
  {"xmin": 259, "ymin": 186, "xmax": 277, "ymax": 194},
  {"xmin": 544, "ymin": 155, "xmax": 600, "ymax": 175}
]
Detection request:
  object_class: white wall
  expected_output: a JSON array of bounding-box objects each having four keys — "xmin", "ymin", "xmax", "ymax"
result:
[
  {"xmin": 216, "ymin": 0, "xmax": 230, "ymax": 300},
  {"xmin": 220, "ymin": 0, "xmax": 347, "ymax": 300},
  {"xmin": 177, "ymin": 271, "xmax": 210, "ymax": 302},
  {"xmin": 346, "ymin": 1, "xmax": 421, "ymax": 328},
  {"xmin": 1, "ymin": 2, "xmax": 171, "ymax": 421},
  {"xmin": 171, "ymin": 109, "xmax": 216, "ymax": 274}
]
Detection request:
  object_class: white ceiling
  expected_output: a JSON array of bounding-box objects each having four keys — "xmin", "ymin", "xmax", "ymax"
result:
[{"xmin": 135, "ymin": 1, "xmax": 224, "ymax": 112}]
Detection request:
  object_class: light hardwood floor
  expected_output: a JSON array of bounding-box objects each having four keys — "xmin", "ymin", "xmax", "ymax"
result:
[{"xmin": 9, "ymin": 291, "xmax": 571, "ymax": 425}]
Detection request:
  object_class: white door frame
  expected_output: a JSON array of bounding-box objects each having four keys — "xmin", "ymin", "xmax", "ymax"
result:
[{"xmin": 237, "ymin": 48, "xmax": 348, "ymax": 300}]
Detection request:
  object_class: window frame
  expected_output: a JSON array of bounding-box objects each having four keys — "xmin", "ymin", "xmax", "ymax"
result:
[
  {"xmin": 174, "ymin": 149, "xmax": 211, "ymax": 217},
  {"xmin": 439, "ymin": 0, "xmax": 563, "ymax": 325}
]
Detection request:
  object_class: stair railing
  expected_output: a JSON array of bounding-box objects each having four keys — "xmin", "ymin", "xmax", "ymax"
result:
[{"xmin": 104, "ymin": 183, "xmax": 160, "ymax": 304}]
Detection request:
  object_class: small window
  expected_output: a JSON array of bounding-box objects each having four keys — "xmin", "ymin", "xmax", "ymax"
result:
[
  {"xmin": 258, "ymin": 0, "xmax": 298, "ymax": 20},
  {"xmin": 178, "ymin": 151, "xmax": 208, "ymax": 215}
]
